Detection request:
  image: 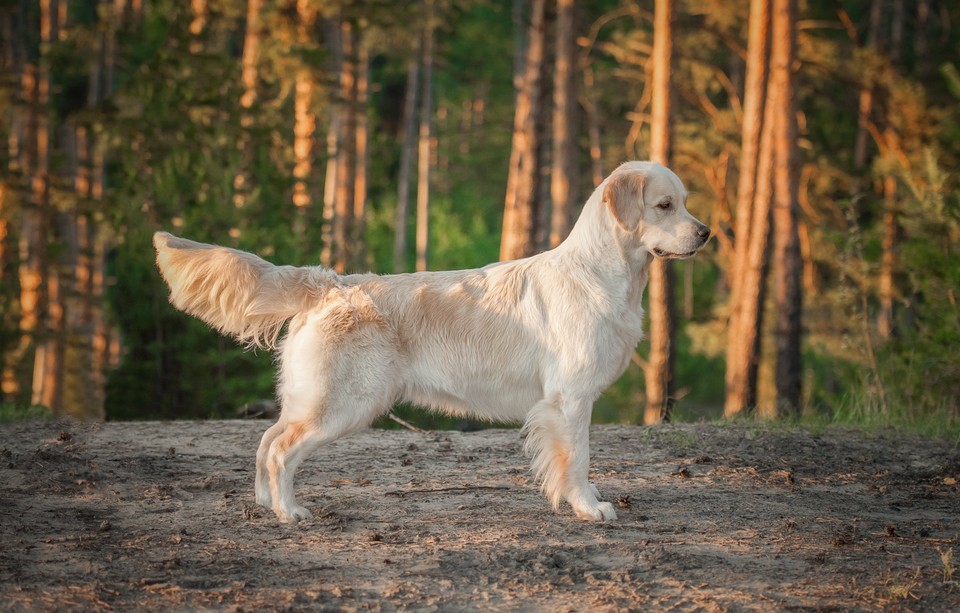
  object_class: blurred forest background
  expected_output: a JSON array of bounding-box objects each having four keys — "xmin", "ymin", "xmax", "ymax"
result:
[{"xmin": 0, "ymin": 0, "xmax": 957, "ymax": 433}]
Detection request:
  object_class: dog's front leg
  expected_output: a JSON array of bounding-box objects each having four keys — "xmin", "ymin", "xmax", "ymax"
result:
[{"xmin": 561, "ymin": 400, "xmax": 617, "ymax": 521}]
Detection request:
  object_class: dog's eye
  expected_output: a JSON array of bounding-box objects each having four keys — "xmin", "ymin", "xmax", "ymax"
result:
[{"xmin": 656, "ymin": 199, "xmax": 672, "ymax": 210}]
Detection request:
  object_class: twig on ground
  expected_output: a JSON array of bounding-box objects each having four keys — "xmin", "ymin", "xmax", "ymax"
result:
[{"xmin": 385, "ymin": 486, "xmax": 511, "ymax": 497}]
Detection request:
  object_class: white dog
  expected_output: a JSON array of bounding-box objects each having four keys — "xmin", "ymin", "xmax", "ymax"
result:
[{"xmin": 154, "ymin": 161, "xmax": 710, "ymax": 523}]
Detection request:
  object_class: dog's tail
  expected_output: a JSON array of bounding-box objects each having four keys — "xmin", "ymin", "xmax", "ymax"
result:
[{"xmin": 153, "ymin": 232, "xmax": 338, "ymax": 349}]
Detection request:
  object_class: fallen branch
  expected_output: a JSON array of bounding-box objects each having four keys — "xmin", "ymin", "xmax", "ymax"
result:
[{"xmin": 387, "ymin": 412, "xmax": 423, "ymax": 433}]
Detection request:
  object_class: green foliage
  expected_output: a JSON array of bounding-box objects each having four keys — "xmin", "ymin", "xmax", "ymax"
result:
[
  {"xmin": 840, "ymin": 152, "xmax": 960, "ymax": 436},
  {"xmin": 104, "ymin": 230, "xmax": 277, "ymax": 420}
]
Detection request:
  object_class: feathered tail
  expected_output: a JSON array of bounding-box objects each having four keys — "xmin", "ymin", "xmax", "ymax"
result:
[{"xmin": 153, "ymin": 232, "xmax": 337, "ymax": 349}]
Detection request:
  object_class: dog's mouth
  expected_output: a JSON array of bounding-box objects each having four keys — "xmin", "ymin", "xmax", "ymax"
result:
[{"xmin": 652, "ymin": 247, "xmax": 699, "ymax": 259}]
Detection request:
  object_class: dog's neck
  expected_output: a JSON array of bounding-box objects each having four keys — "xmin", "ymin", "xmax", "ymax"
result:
[{"xmin": 555, "ymin": 188, "xmax": 653, "ymax": 288}]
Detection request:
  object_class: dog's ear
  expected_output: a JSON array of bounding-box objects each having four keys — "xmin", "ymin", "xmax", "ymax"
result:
[{"xmin": 603, "ymin": 171, "xmax": 646, "ymax": 232}]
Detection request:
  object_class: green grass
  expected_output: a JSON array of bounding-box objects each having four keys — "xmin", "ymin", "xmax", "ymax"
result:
[
  {"xmin": 0, "ymin": 403, "xmax": 51, "ymax": 423},
  {"xmin": 831, "ymin": 389, "xmax": 960, "ymax": 441}
]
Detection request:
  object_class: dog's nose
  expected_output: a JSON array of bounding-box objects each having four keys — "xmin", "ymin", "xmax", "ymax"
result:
[{"xmin": 696, "ymin": 224, "xmax": 711, "ymax": 240}]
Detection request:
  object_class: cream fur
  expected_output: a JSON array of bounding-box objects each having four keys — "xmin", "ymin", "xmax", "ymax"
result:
[{"xmin": 153, "ymin": 161, "xmax": 710, "ymax": 523}]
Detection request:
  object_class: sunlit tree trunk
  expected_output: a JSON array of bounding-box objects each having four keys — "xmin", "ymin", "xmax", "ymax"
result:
[
  {"xmin": 770, "ymin": 0, "xmax": 802, "ymax": 416},
  {"xmin": 415, "ymin": 0, "xmax": 435, "ymax": 272},
  {"xmin": 394, "ymin": 54, "xmax": 419, "ymax": 272},
  {"xmin": 549, "ymin": 0, "xmax": 577, "ymax": 248},
  {"xmin": 351, "ymin": 40, "xmax": 369, "ymax": 270},
  {"xmin": 877, "ymin": 178, "xmax": 897, "ymax": 339},
  {"xmin": 501, "ymin": 0, "xmax": 546, "ymax": 261},
  {"xmin": 292, "ymin": 0, "xmax": 317, "ymax": 242},
  {"xmin": 333, "ymin": 20, "xmax": 357, "ymax": 273},
  {"xmin": 233, "ymin": 0, "xmax": 262, "ymax": 211},
  {"xmin": 643, "ymin": 0, "xmax": 676, "ymax": 425},
  {"xmin": 725, "ymin": 0, "xmax": 772, "ymax": 417},
  {"xmin": 188, "ymin": 0, "xmax": 206, "ymax": 54},
  {"xmin": 320, "ymin": 20, "xmax": 341, "ymax": 269},
  {"xmin": 239, "ymin": 0, "xmax": 262, "ymax": 111}
]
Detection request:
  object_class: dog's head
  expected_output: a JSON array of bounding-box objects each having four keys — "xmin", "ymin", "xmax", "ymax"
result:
[{"xmin": 602, "ymin": 162, "xmax": 710, "ymax": 259}]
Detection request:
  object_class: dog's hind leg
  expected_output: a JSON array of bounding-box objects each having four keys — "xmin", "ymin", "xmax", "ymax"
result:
[
  {"xmin": 255, "ymin": 420, "xmax": 285, "ymax": 508},
  {"xmin": 265, "ymin": 421, "xmax": 335, "ymax": 522},
  {"xmin": 264, "ymin": 392, "xmax": 392, "ymax": 522},
  {"xmin": 264, "ymin": 293, "xmax": 400, "ymax": 522}
]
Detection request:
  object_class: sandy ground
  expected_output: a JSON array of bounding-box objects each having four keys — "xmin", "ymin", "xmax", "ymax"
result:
[{"xmin": 1, "ymin": 419, "xmax": 958, "ymax": 611}]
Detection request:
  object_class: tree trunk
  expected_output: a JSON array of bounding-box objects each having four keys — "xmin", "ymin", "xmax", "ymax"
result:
[
  {"xmin": 724, "ymin": 0, "xmax": 771, "ymax": 418},
  {"xmin": 292, "ymin": 0, "xmax": 317, "ymax": 241},
  {"xmin": 239, "ymin": 0, "xmax": 262, "ymax": 111},
  {"xmin": 233, "ymin": 0, "xmax": 262, "ymax": 211},
  {"xmin": 877, "ymin": 177, "xmax": 897, "ymax": 339},
  {"xmin": 352, "ymin": 40, "xmax": 369, "ymax": 270},
  {"xmin": 512, "ymin": 0, "xmax": 526, "ymax": 100},
  {"xmin": 851, "ymin": 0, "xmax": 881, "ymax": 192},
  {"xmin": 394, "ymin": 54, "xmax": 419, "ymax": 272},
  {"xmin": 333, "ymin": 20, "xmax": 357, "ymax": 273},
  {"xmin": 877, "ymin": 3, "xmax": 902, "ymax": 341},
  {"xmin": 532, "ymin": 2, "xmax": 554, "ymax": 253},
  {"xmin": 291, "ymin": 69, "xmax": 314, "ymax": 231},
  {"xmin": 69, "ymin": 210, "xmax": 103, "ymax": 418},
  {"xmin": 415, "ymin": 0, "xmax": 435, "ymax": 272},
  {"xmin": 915, "ymin": 0, "xmax": 929, "ymax": 61},
  {"xmin": 770, "ymin": 0, "xmax": 802, "ymax": 416},
  {"xmin": 582, "ymin": 67, "xmax": 603, "ymax": 187},
  {"xmin": 643, "ymin": 0, "xmax": 675, "ymax": 425},
  {"xmin": 86, "ymin": 1, "xmax": 113, "ymax": 419},
  {"xmin": 90, "ymin": 226, "xmax": 109, "ymax": 418},
  {"xmin": 0, "ymin": 6, "xmax": 22, "ymax": 399},
  {"xmin": 319, "ymin": 115, "xmax": 337, "ymax": 268},
  {"xmin": 0, "ymin": 8, "xmax": 9, "ymax": 268},
  {"xmin": 501, "ymin": 0, "xmax": 546, "ymax": 261},
  {"xmin": 38, "ymin": 213, "xmax": 67, "ymax": 414},
  {"xmin": 21, "ymin": 0, "xmax": 55, "ymax": 410},
  {"xmin": 549, "ymin": 0, "xmax": 578, "ymax": 248},
  {"xmin": 188, "ymin": 0, "xmax": 206, "ymax": 54},
  {"xmin": 0, "ymin": 180, "xmax": 6, "ymax": 278}
]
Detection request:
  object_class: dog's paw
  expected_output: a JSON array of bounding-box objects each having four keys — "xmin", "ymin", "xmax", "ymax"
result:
[
  {"xmin": 255, "ymin": 492, "xmax": 272, "ymax": 508},
  {"xmin": 574, "ymin": 501, "xmax": 618, "ymax": 522},
  {"xmin": 277, "ymin": 505, "xmax": 313, "ymax": 523},
  {"xmin": 595, "ymin": 501, "xmax": 618, "ymax": 521}
]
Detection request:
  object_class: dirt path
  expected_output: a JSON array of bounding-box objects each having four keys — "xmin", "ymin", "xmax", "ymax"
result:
[{"xmin": 1, "ymin": 420, "xmax": 958, "ymax": 611}]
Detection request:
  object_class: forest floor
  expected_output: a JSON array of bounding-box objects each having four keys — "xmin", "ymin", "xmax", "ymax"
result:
[{"xmin": 1, "ymin": 419, "xmax": 958, "ymax": 611}]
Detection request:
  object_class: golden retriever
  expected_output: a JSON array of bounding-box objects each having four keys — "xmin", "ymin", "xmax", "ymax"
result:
[{"xmin": 153, "ymin": 161, "xmax": 710, "ymax": 523}]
